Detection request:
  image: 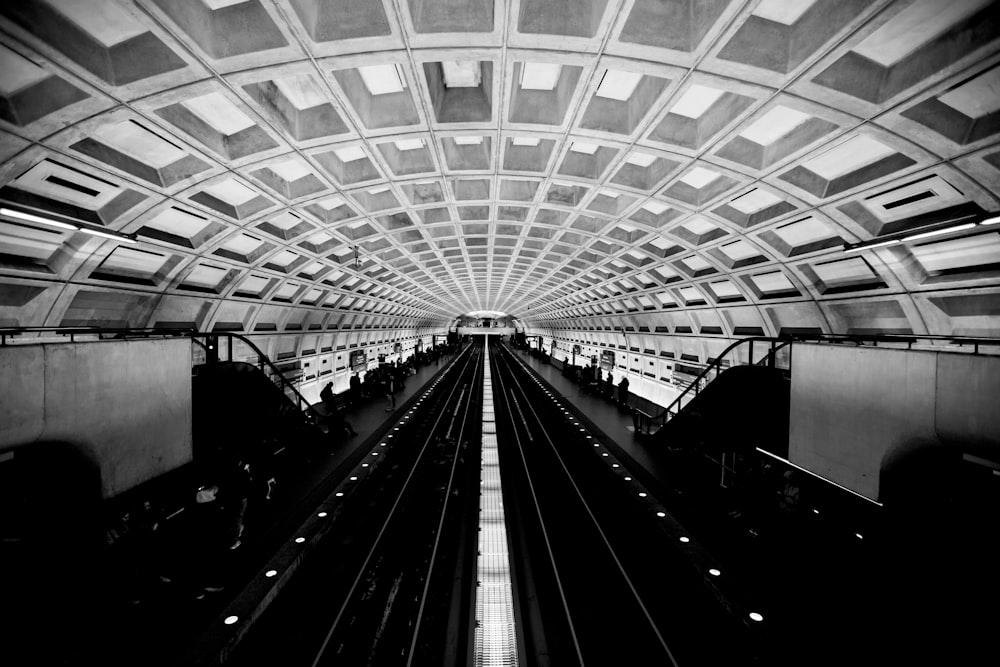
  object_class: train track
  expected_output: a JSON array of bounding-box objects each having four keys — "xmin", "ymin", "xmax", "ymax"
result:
[
  {"xmin": 228, "ymin": 337, "xmax": 764, "ymax": 665},
  {"xmin": 228, "ymin": 342, "xmax": 484, "ymax": 667},
  {"xmin": 490, "ymin": 340, "xmax": 760, "ymax": 666}
]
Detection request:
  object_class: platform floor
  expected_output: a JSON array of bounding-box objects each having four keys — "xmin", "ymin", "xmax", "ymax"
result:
[
  {"xmin": 222, "ymin": 355, "xmax": 457, "ymax": 564},
  {"xmin": 231, "ymin": 354, "xmax": 458, "ymax": 548}
]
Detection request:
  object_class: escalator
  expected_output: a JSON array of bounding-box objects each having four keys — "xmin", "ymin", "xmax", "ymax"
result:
[
  {"xmin": 191, "ymin": 360, "xmax": 326, "ymax": 477},
  {"xmin": 650, "ymin": 364, "xmax": 790, "ymax": 458}
]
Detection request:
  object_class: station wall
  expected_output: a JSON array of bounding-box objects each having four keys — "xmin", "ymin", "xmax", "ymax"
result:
[
  {"xmin": 789, "ymin": 344, "xmax": 1000, "ymax": 501},
  {"xmin": 0, "ymin": 338, "xmax": 193, "ymax": 498}
]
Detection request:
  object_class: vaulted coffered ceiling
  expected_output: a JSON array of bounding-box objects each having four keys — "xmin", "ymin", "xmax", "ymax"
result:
[{"xmin": 1, "ymin": 0, "xmax": 999, "ymax": 336}]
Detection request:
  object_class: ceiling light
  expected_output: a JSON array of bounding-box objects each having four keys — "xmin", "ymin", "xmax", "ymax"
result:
[
  {"xmin": 903, "ymin": 222, "xmax": 976, "ymax": 241},
  {"xmin": 519, "ymin": 62, "xmax": 561, "ymax": 90},
  {"xmin": 842, "ymin": 238, "xmax": 900, "ymax": 253},
  {"xmin": 596, "ymin": 70, "xmax": 642, "ymax": 101},
  {"xmin": 224, "ymin": 616, "xmax": 239, "ymax": 625},
  {"xmin": 979, "ymin": 215, "xmax": 1000, "ymax": 225},
  {"xmin": 1, "ymin": 207, "xmax": 78, "ymax": 231},
  {"xmin": 358, "ymin": 64, "xmax": 406, "ymax": 95},
  {"xmin": 512, "ymin": 136, "xmax": 540, "ymax": 147},
  {"xmin": 749, "ymin": 612, "xmax": 764, "ymax": 622},
  {"xmin": 74, "ymin": 222, "xmax": 138, "ymax": 244}
]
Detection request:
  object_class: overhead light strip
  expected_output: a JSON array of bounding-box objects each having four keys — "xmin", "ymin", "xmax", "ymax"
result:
[
  {"xmin": 1, "ymin": 207, "xmax": 78, "ymax": 231},
  {"xmin": 842, "ymin": 213, "xmax": 1000, "ymax": 253},
  {"xmin": 1, "ymin": 206, "xmax": 137, "ymax": 244}
]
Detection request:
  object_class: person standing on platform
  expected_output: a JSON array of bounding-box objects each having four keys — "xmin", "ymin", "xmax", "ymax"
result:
[
  {"xmin": 618, "ymin": 375, "xmax": 630, "ymax": 408},
  {"xmin": 186, "ymin": 485, "xmax": 228, "ymax": 599},
  {"xmin": 227, "ymin": 460, "xmax": 252, "ymax": 550},
  {"xmin": 349, "ymin": 373, "xmax": 361, "ymax": 407},
  {"xmin": 384, "ymin": 372, "xmax": 396, "ymax": 412},
  {"xmin": 320, "ymin": 381, "xmax": 336, "ymax": 415},
  {"xmin": 320, "ymin": 381, "xmax": 356, "ymax": 438},
  {"xmin": 606, "ymin": 370, "xmax": 614, "ymax": 400}
]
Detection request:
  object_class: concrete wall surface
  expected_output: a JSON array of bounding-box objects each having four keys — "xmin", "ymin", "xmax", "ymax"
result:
[
  {"xmin": 789, "ymin": 344, "xmax": 1000, "ymax": 501},
  {"xmin": 934, "ymin": 353, "xmax": 1000, "ymax": 447},
  {"xmin": 0, "ymin": 338, "xmax": 193, "ymax": 498}
]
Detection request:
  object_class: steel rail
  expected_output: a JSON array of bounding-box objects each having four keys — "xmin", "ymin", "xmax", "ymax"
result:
[
  {"xmin": 308, "ymin": 345, "xmax": 480, "ymax": 667},
  {"xmin": 490, "ymin": 342, "xmax": 587, "ymax": 667},
  {"xmin": 495, "ymin": 343, "xmax": 681, "ymax": 667},
  {"xmin": 405, "ymin": 346, "xmax": 484, "ymax": 666}
]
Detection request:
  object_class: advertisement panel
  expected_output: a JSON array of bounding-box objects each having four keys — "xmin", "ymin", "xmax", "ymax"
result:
[
  {"xmin": 349, "ymin": 349, "xmax": 366, "ymax": 371},
  {"xmin": 600, "ymin": 350, "xmax": 615, "ymax": 371}
]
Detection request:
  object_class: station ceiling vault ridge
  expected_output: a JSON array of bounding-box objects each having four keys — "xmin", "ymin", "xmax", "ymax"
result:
[{"xmin": 1, "ymin": 0, "xmax": 999, "ymax": 337}]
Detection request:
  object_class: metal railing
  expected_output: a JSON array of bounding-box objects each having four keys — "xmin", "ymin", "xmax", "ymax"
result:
[
  {"xmin": 632, "ymin": 332, "xmax": 1000, "ymax": 436},
  {"xmin": 0, "ymin": 326, "xmax": 322, "ymax": 421},
  {"xmin": 633, "ymin": 337, "xmax": 792, "ymax": 436},
  {"xmin": 0, "ymin": 325, "xmax": 195, "ymax": 345}
]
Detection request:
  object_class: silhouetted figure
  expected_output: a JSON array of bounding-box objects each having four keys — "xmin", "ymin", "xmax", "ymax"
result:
[
  {"xmin": 185, "ymin": 485, "xmax": 228, "ymax": 599},
  {"xmin": 384, "ymin": 374, "xmax": 396, "ymax": 412},
  {"xmin": 227, "ymin": 460, "xmax": 252, "ymax": 550},
  {"xmin": 320, "ymin": 382, "xmax": 336, "ymax": 414},
  {"xmin": 349, "ymin": 373, "xmax": 361, "ymax": 406},
  {"xmin": 618, "ymin": 376, "xmax": 630, "ymax": 407},
  {"xmin": 329, "ymin": 403, "xmax": 357, "ymax": 439}
]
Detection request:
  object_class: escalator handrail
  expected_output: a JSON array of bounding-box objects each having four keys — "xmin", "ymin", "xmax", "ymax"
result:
[
  {"xmin": 638, "ymin": 329, "xmax": 1000, "ymax": 431},
  {"xmin": 643, "ymin": 337, "xmax": 791, "ymax": 429},
  {"xmin": 0, "ymin": 325, "xmax": 322, "ymax": 420},
  {"xmin": 197, "ymin": 332, "xmax": 324, "ymax": 422}
]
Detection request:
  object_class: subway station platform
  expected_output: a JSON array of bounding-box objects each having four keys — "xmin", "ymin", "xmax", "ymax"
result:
[{"xmin": 33, "ymin": 356, "xmax": 456, "ymax": 667}]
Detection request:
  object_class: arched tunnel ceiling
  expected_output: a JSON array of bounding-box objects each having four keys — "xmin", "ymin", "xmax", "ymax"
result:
[{"xmin": 1, "ymin": 0, "xmax": 1000, "ymax": 336}]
